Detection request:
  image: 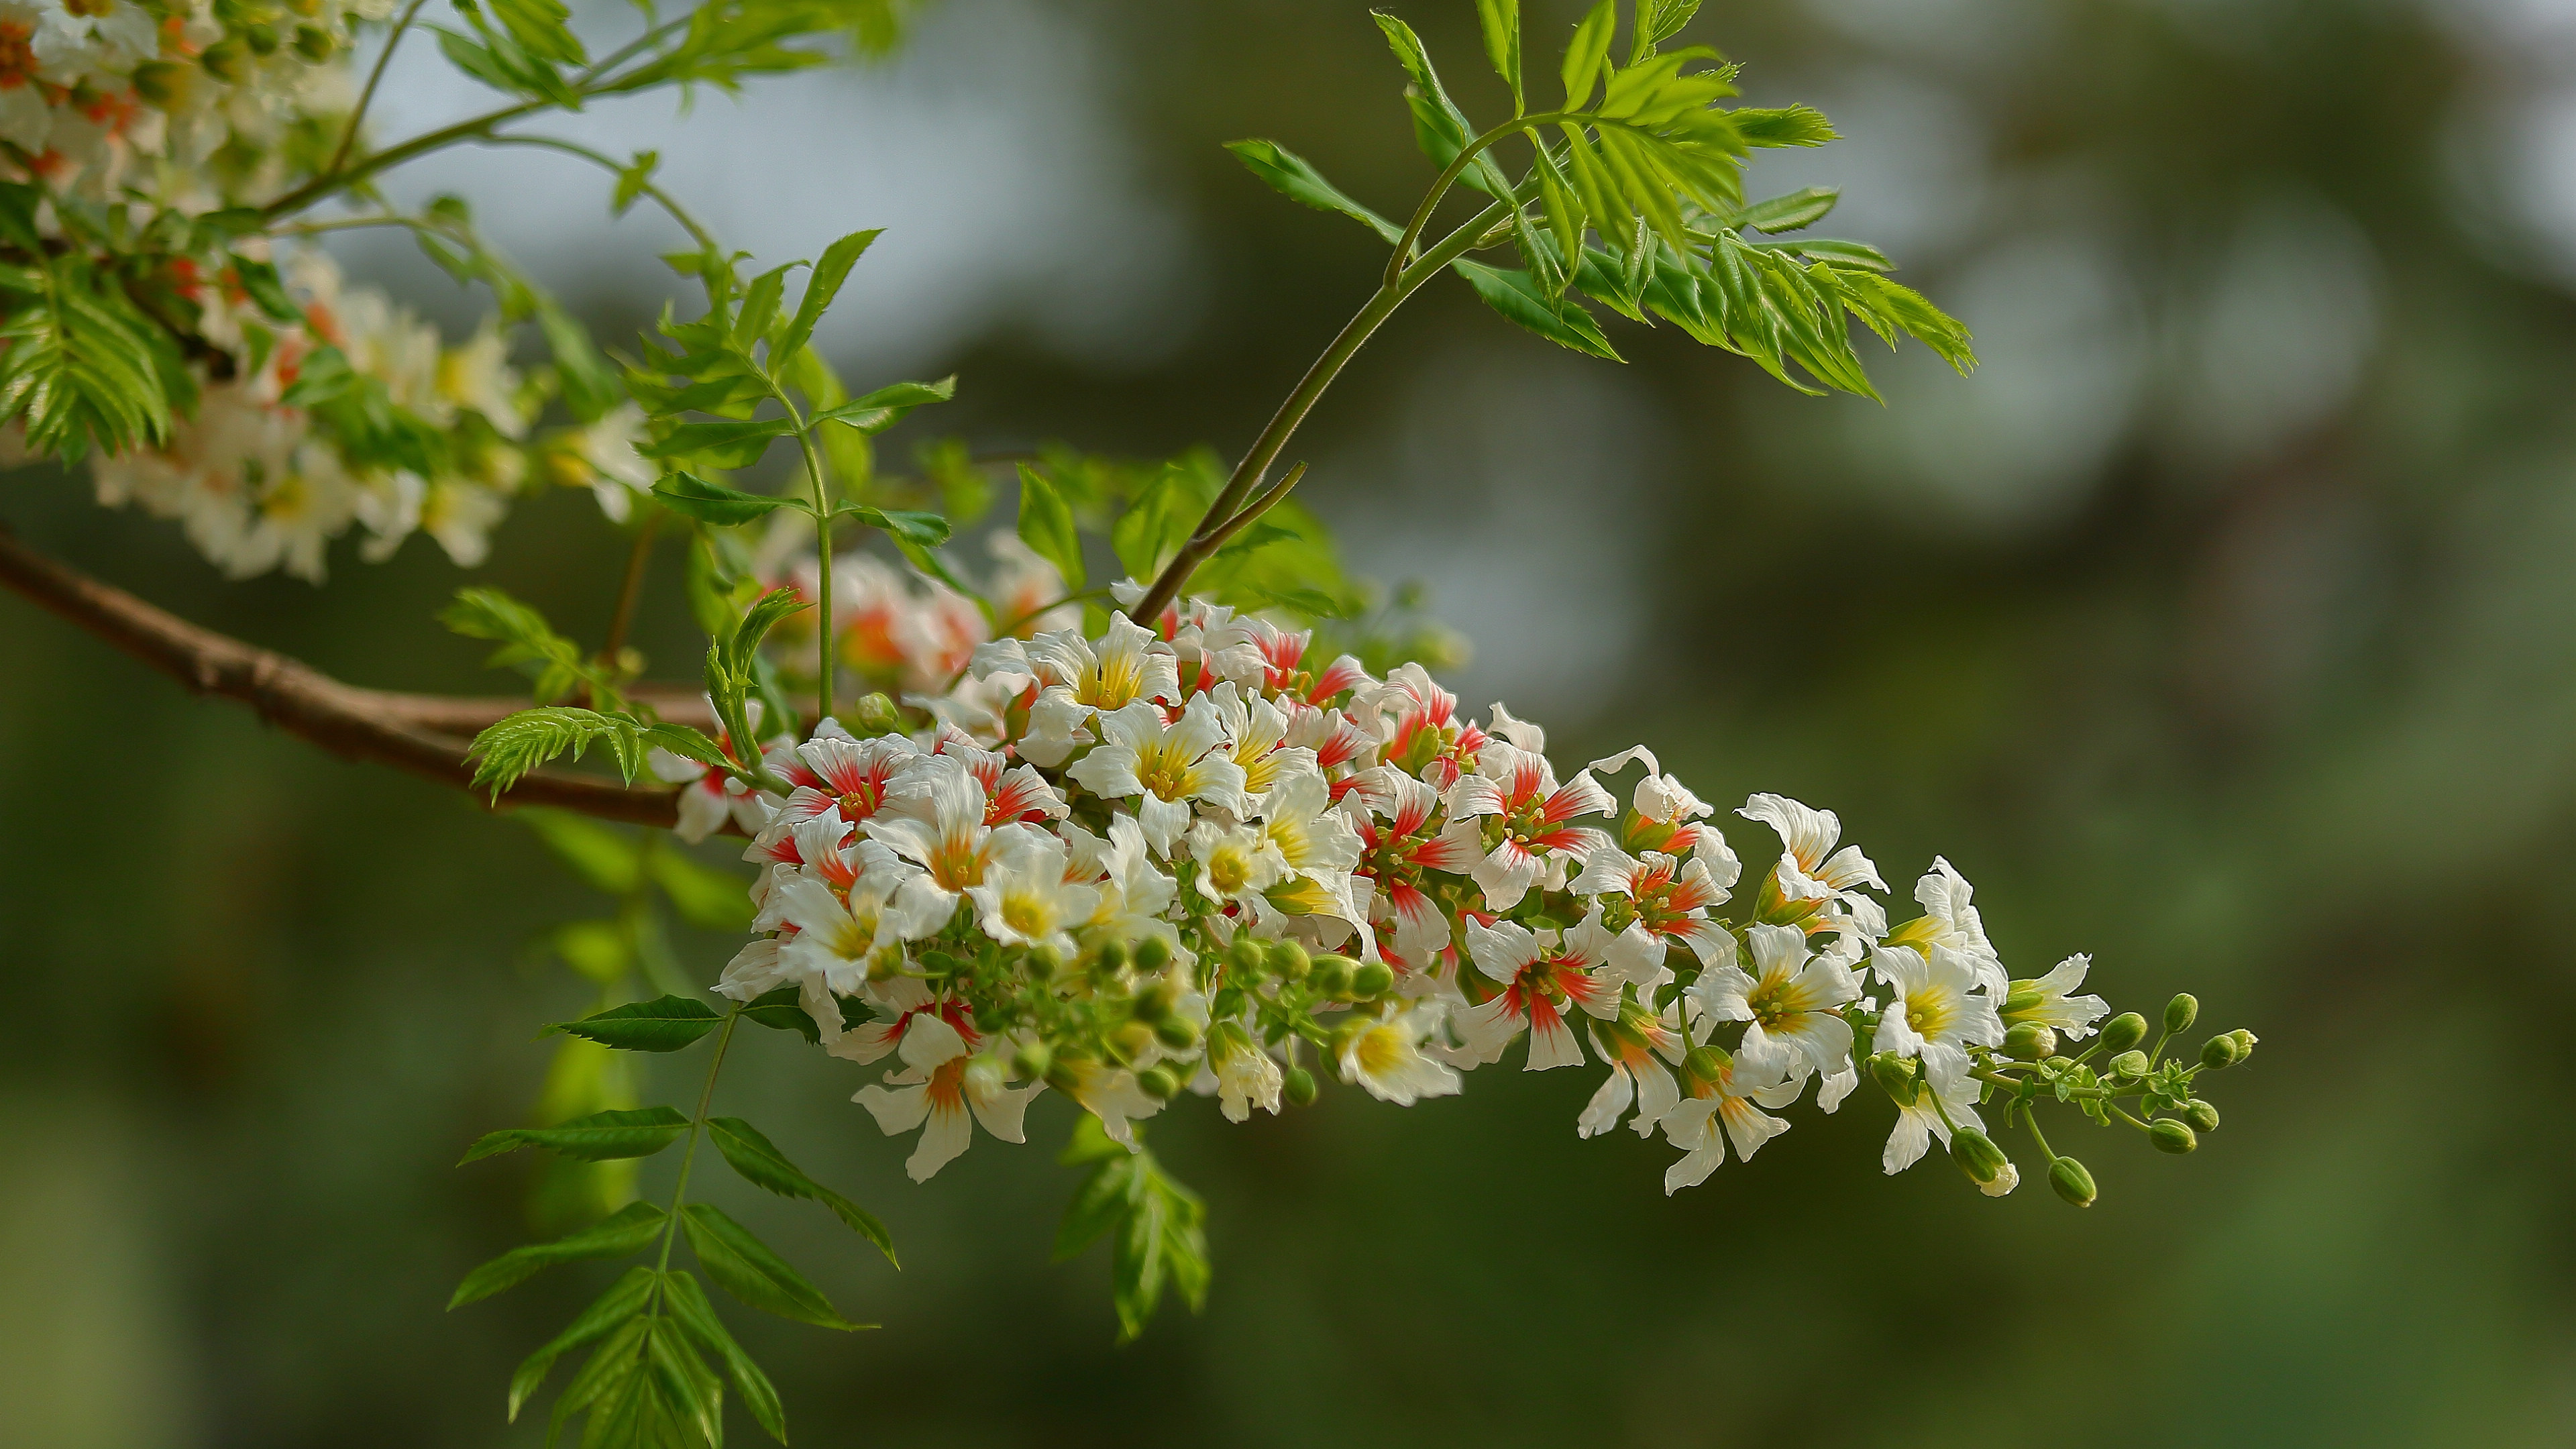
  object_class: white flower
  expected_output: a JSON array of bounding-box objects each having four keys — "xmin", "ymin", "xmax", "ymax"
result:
[
  {"xmin": 221, "ymin": 441, "xmax": 360, "ymax": 584},
  {"xmin": 1589, "ymin": 745, "xmax": 1732, "ymax": 861},
  {"xmin": 2004, "ymin": 953, "xmax": 2110, "ymax": 1039},
  {"xmin": 1186, "ymin": 818, "xmax": 1287, "ymax": 910},
  {"xmin": 1871, "ymin": 943, "xmax": 2004, "ymax": 1096},
  {"xmin": 1885, "ymin": 856, "xmax": 2006, "ymax": 994},
  {"xmin": 1338, "ymin": 1003, "xmax": 1461, "ymax": 1105},
  {"xmin": 966, "ymin": 828, "xmax": 1099, "ymax": 959},
  {"xmin": 1348, "ymin": 767, "xmax": 1483, "ymax": 959},
  {"xmin": 419, "ymin": 478, "xmax": 510, "ymax": 567},
  {"xmin": 864, "ymin": 753, "xmax": 1008, "ymax": 931},
  {"xmin": 437, "ymin": 319, "xmax": 527, "ymax": 437},
  {"xmin": 1739, "ymin": 792, "xmax": 1886, "ymax": 908},
  {"xmin": 853, "ymin": 1014, "xmax": 1042, "ymax": 1182},
  {"xmin": 1882, "ymin": 1073, "xmax": 1983, "ymax": 1175},
  {"xmin": 773, "ymin": 833, "xmax": 927, "ymax": 997},
  {"xmin": 1578, "ymin": 1002, "xmax": 1682, "ymax": 1140},
  {"xmin": 1566, "ymin": 845, "xmax": 1738, "ymax": 983},
  {"xmin": 649, "ymin": 748, "xmax": 771, "ymax": 844},
  {"xmin": 1444, "ymin": 741, "xmax": 1613, "ymax": 910},
  {"xmin": 1051, "ymin": 1057, "xmax": 1166, "ymax": 1146},
  {"xmin": 769, "ymin": 733, "xmax": 919, "ymax": 838},
  {"xmin": 1658, "ymin": 1049, "xmax": 1797, "ymax": 1194},
  {"xmin": 1451, "ymin": 910, "xmax": 1625, "ymax": 1071},
  {"xmin": 1252, "ymin": 761, "xmax": 1362, "ymax": 883},
  {"xmin": 1208, "ymin": 1023, "xmax": 1282, "ymax": 1123},
  {"xmin": 974, "ymin": 614, "xmax": 1177, "ymax": 766},
  {"xmin": 1690, "ymin": 922, "xmax": 1861, "ymax": 1089},
  {"xmin": 1207, "ymin": 681, "xmax": 1315, "ymax": 802},
  {"xmin": 1065, "ymin": 694, "xmax": 1248, "ymax": 856},
  {"xmin": 564, "ymin": 404, "xmax": 655, "ymax": 522}
]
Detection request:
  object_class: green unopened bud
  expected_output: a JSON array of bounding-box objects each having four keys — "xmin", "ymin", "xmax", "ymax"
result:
[
  {"xmin": 200, "ymin": 38, "xmax": 252, "ymax": 83},
  {"xmin": 1013, "ymin": 1040, "xmax": 1053, "ymax": 1081},
  {"xmin": 2108, "ymin": 1049, "xmax": 2149, "ymax": 1080},
  {"xmin": 1683, "ymin": 1044, "xmax": 1731, "ymax": 1087},
  {"xmin": 1311, "ymin": 954, "xmax": 1354, "ymax": 998},
  {"xmin": 2098, "ymin": 1012, "xmax": 2148, "ymax": 1055},
  {"xmin": 1283, "ymin": 1066, "xmax": 1318, "ymax": 1106},
  {"xmin": 1132, "ymin": 979, "xmax": 1177, "ymax": 1024},
  {"xmin": 1153, "ymin": 1016, "xmax": 1199, "ymax": 1051},
  {"xmin": 292, "ymin": 23, "xmax": 335, "ymax": 60},
  {"xmin": 131, "ymin": 60, "xmax": 192, "ymax": 108},
  {"xmin": 2163, "ymin": 993, "xmax": 2199, "ymax": 1035},
  {"xmin": 2149, "ymin": 1119, "xmax": 2198, "ymax": 1155},
  {"xmin": 242, "ymin": 21, "xmax": 280, "ymax": 53},
  {"xmin": 1109, "ymin": 1021, "xmax": 1155, "ymax": 1064},
  {"xmin": 2229, "ymin": 1028, "xmax": 2258, "ymax": 1060},
  {"xmin": 1130, "ymin": 934, "xmax": 1171, "ymax": 974},
  {"xmin": 2049, "ymin": 1157, "xmax": 2098, "ymax": 1208},
  {"xmin": 1134, "ymin": 1065, "xmax": 1177, "ymax": 1099},
  {"xmin": 1950, "ymin": 1128, "xmax": 2009, "ymax": 1186},
  {"xmin": 2001, "ymin": 983, "xmax": 2045, "ymax": 1020},
  {"xmin": 2182, "ymin": 1099, "xmax": 2220, "ymax": 1133},
  {"xmin": 2002, "ymin": 1022, "xmax": 2057, "ymax": 1061},
  {"xmin": 853, "ymin": 692, "xmax": 902, "ymax": 735},
  {"xmin": 1226, "ymin": 934, "xmax": 1267, "ymax": 977},
  {"xmin": 1091, "ymin": 938, "xmax": 1128, "ymax": 975},
  {"xmin": 1351, "ymin": 961, "xmax": 1395, "ymax": 998},
  {"xmin": 1265, "ymin": 938, "xmax": 1307, "ymax": 981},
  {"xmin": 2199, "ymin": 1033, "xmax": 2244, "ymax": 1070},
  {"xmin": 1026, "ymin": 945, "xmax": 1063, "ymax": 981},
  {"xmin": 1868, "ymin": 1051, "xmax": 1921, "ymax": 1105}
]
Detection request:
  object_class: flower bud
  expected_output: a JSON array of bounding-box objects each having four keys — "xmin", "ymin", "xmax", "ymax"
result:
[
  {"xmin": 2182, "ymin": 1099, "xmax": 2220, "ymax": 1133},
  {"xmin": 1311, "ymin": 954, "xmax": 1355, "ymax": 998},
  {"xmin": 1014, "ymin": 1040, "xmax": 1053, "ymax": 1081},
  {"xmin": 201, "ymin": 38, "xmax": 252, "ymax": 83},
  {"xmin": 1868, "ymin": 1051, "xmax": 1921, "ymax": 1106},
  {"xmin": 1283, "ymin": 1066, "xmax": 1318, "ymax": 1106},
  {"xmin": 1132, "ymin": 979, "xmax": 1178, "ymax": 1024},
  {"xmin": 1950, "ymin": 1128, "xmax": 2009, "ymax": 1186},
  {"xmin": 131, "ymin": 61, "xmax": 193, "ymax": 108},
  {"xmin": 2048, "ymin": 1157, "xmax": 2097, "ymax": 1208},
  {"xmin": 2149, "ymin": 1119, "xmax": 2198, "ymax": 1155},
  {"xmin": 2098, "ymin": 1012, "xmax": 2148, "ymax": 1055},
  {"xmin": 1351, "ymin": 961, "xmax": 1395, "ymax": 999},
  {"xmin": 292, "ymin": 23, "xmax": 335, "ymax": 60},
  {"xmin": 1226, "ymin": 934, "xmax": 1267, "ymax": 977},
  {"xmin": 2198, "ymin": 1033, "xmax": 2243, "ymax": 1070},
  {"xmin": 1026, "ymin": 944, "xmax": 1063, "ymax": 980},
  {"xmin": 243, "ymin": 21, "xmax": 280, "ymax": 54},
  {"xmin": 853, "ymin": 692, "xmax": 902, "ymax": 735},
  {"xmin": 2001, "ymin": 983, "xmax": 2045, "ymax": 1020},
  {"xmin": 2002, "ymin": 1022, "xmax": 2057, "ymax": 1061},
  {"xmin": 2163, "ymin": 993, "xmax": 2198, "ymax": 1035},
  {"xmin": 1108, "ymin": 1021, "xmax": 1155, "ymax": 1064},
  {"xmin": 1134, "ymin": 1065, "xmax": 1177, "ymax": 1099},
  {"xmin": 1978, "ymin": 1162, "xmax": 2021, "ymax": 1197},
  {"xmin": 1126, "ymin": 934, "xmax": 1170, "ymax": 974},
  {"xmin": 1153, "ymin": 1016, "xmax": 1199, "ymax": 1051},
  {"xmin": 2108, "ymin": 1049, "xmax": 2149, "ymax": 1080},
  {"xmin": 1091, "ymin": 938, "xmax": 1129, "ymax": 975},
  {"xmin": 2229, "ymin": 1028, "xmax": 2258, "ymax": 1060},
  {"xmin": 1683, "ymin": 1044, "xmax": 1731, "ymax": 1088},
  {"xmin": 1265, "ymin": 938, "xmax": 1307, "ymax": 981}
]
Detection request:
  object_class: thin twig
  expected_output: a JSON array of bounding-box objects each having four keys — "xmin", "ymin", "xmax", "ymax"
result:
[
  {"xmin": 327, "ymin": 0, "xmax": 432, "ymax": 179},
  {"xmin": 0, "ymin": 527, "xmax": 729, "ymax": 831}
]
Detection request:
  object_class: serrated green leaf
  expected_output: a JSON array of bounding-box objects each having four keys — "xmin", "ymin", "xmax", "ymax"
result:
[
  {"xmin": 774, "ymin": 228, "xmax": 880, "ymax": 364},
  {"xmin": 1731, "ymin": 103, "xmax": 1838, "ymax": 148},
  {"xmin": 548, "ymin": 1314, "xmax": 649, "ymax": 1447},
  {"xmin": 1776, "ymin": 237, "xmax": 1894, "ymax": 272},
  {"xmin": 645, "ymin": 1320, "xmax": 724, "ymax": 1447},
  {"xmin": 841, "ymin": 504, "xmax": 951, "ymax": 549},
  {"xmin": 1452, "ymin": 260, "xmax": 1622, "ymax": 360},
  {"xmin": 449, "ymin": 1201, "xmax": 667, "ymax": 1308},
  {"xmin": 1223, "ymin": 139, "xmax": 1401, "ymax": 244},
  {"xmin": 643, "ymin": 416, "xmax": 795, "ymax": 470},
  {"xmin": 506, "ymin": 1267, "xmax": 657, "ymax": 1423},
  {"xmin": 1477, "ymin": 0, "xmax": 1521, "ymax": 110},
  {"xmin": 1730, "ymin": 185, "xmax": 1839, "ymax": 234},
  {"xmin": 555, "ymin": 995, "xmax": 723, "ymax": 1052},
  {"xmin": 653, "ymin": 470, "xmax": 800, "ymax": 527},
  {"xmin": 466, "ymin": 707, "xmax": 668, "ymax": 796},
  {"xmin": 1014, "ymin": 463, "xmax": 1085, "ymax": 592},
  {"xmin": 660, "ymin": 1271, "xmax": 786, "ymax": 1444},
  {"xmin": 810, "ymin": 376, "xmax": 955, "ymax": 434},
  {"xmin": 488, "ymin": 0, "xmax": 585, "ymax": 63},
  {"xmin": 707, "ymin": 1117, "xmax": 899, "ymax": 1265},
  {"xmin": 461, "ymin": 1107, "xmax": 691, "ymax": 1166},
  {"xmin": 230, "ymin": 255, "xmax": 301, "ymax": 322},
  {"xmin": 682, "ymin": 1203, "xmax": 866, "ymax": 1330},
  {"xmin": 737, "ymin": 985, "xmax": 821, "ymax": 1044}
]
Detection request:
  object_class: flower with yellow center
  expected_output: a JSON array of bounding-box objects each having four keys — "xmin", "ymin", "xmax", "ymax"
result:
[
  {"xmin": 1065, "ymin": 694, "xmax": 1248, "ymax": 856},
  {"xmin": 965, "ymin": 828, "xmax": 1097, "ymax": 959},
  {"xmin": 1338, "ymin": 1004, "xmax": 1460, "ymax": 1106},
  {"xmin": 1871, "ymin": 943, "xmax": 2004, "ymax": 1096},
  {"xmin": 1690, "ymin": 922, "xmax": 1861, "ymax": 1089}
]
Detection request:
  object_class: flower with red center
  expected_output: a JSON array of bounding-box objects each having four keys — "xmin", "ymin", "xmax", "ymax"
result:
[
  {"xmin": 647, "ymin": 701, "xmax": 774, "ymax": 843},
  {"xmin": 927, "ymin": 727, "xmax": 1067, "ymax": 827},
  {"xmin": 1658, "ymin": 1045, "xmax": 1798, "ymax": 1194},
  {"xmin": 1236, "ymin": 616, "xmax": 1371, "ymax": 706},
  {"xmin": 1348, "ymin": 767, "xmax": 1483, "ymax": 958},
  {"xmin": 1568, "ymin": 845, "xmax": 1740, "ymax": 983},
  {"xmin": 852, "ymin": 1013, "xmax": 1040, "ymax": 1181},
  {"xmin": 1450, "ymin": 910, "xmax": 1626, "ymax": 1071},
  {"xmin": 1740, "ymin": 792, "xmax": 1886, "ymax": 917},
  {"xmin": 1578, "ymin": 1000, "xmax": 1684, "ymax": 1139},
  {"xmin": 1444, "ymin": 741, "xmax": 1614, "ymax": 911},
  {"xmin": 765, "ymin": 733, "xmax": 919, "ymax": 845},
  {"xmin": 1588, "ymin": 745, "xmax": 1731, "ymax": 861},
  {"xmin": 1368, "ymin": 663, "xmax": 1487, "ymax": 790}
]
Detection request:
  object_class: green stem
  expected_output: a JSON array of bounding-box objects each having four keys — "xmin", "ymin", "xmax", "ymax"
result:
[
  {"xmin": 599, "ymin": 509, "xmax": 660, "ymax": 680},
  {"xmin": 463, "ymin": 134, "xmax": 723, "ymax": 256},
  {"xmin": 328, "ymin": 0, "xmax": 431, "ymax": 179},
  {"xmin": 794, "ymin": 425, "xmax": 836, "ymax": 727},
  {"xmin": 1383, "ymin": 111, "xmax": 1572, "ymax": 286},
  {"xmin": 1130, "ymin": 201, "xmax": 1507, "ymax": 624},
  {"xmin": 260, "ymin": 99, "xmax": 547, "ymax": 221},
  {"xmin": 653, "ymin": 1004, "xmax": 746, "ymax": 1279},
  {"xmin": 2019, "ymin": 1101, "xmax": 2061, "ymax": 1165}
]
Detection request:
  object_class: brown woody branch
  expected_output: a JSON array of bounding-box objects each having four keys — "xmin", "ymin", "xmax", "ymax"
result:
[{"xmin": 0, "ymin": 526, "xmax": 731, "ymax": 832}]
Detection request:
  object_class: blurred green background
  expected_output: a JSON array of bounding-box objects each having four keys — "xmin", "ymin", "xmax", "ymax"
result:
[{"xmin": 5, "ymin": 0, "xmax": 2574, "ymax": 1444}]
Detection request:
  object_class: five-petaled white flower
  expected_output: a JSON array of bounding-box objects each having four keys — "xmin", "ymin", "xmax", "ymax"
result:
[
  {"xmin": 2003, "ymin": 953, "xmax": 2110, "ymax": 1039},
  {"xmin": 966, "ymin": 828, "xmax": 1099, "ymax": 959},
  {"xmin": 1339, "ymin": 1003, "xmax": 1462, "ymax": 1105},
  {"xmin": 1739, "ymin": 792, "xmax": 1887, "ymax": 910},
  {"xmin": 1691, "ymin": 923, "xmax": 1862, "ymax": 1097},
  {"xmin": 1884, "ymin": 856, "xmax": 2006, "ymax": 994},
  {"xmin": 1568, "ymin": 845, "xmax": 1739, "ymax": 984},
  {"xmin": 1065, "ymin": 694, "xmax": 1249, "ymax": 856},
  {"xmin": 1872, "ymin": 943, "xmax": 2004, "ymax": 1095},
  {"xmin": 854, "ymin": 1014, "xmax": 1043, "ymax": 1181},
  {"xmin": 1452, "ymin": 910, "xmax": 1625, "ymax": 1070},
  {"xmin": 975, "ymin": 614, "xmax": 1179, "ymax": 766},
  {"xmin": 1658, "ymin": 1047, "xmax": 1798, "ymax": 1194},
  {"xmin": 1445, "ymin": 741, "xmax": 1614, "ymax": 911}
]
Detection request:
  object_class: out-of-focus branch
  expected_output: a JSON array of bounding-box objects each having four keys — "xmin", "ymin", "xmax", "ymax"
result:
[{"xmin": 0, "ymin": 527, "xmax": 734, "ymax": 831}]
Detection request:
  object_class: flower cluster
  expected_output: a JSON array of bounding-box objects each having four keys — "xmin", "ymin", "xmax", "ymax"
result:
[
  {"xmin": 745, "ymin": 528, "xmax": 1079, "ymax": 700},
  {"xmin": 681, "ymin": 592, "xmax": 2244, "ymax": 1196},
  {"xmin": 0, "ymin": 0, "xmax": 380, "ymax": 206}
]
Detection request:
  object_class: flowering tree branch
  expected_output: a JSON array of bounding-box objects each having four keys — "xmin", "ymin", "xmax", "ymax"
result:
[{"xmin": 0, "ymin": 527, "xmax": 722, "ymax": 830}]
